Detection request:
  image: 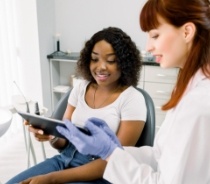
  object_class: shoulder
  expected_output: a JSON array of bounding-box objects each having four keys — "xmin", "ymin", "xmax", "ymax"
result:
[
  {"xmin": 71, "ymin": 80, "xmax": 89, "ymax": 93},
  {"xmin": 117, "ymin": 87, "xmax": 147, "ymax": 121},
  {"xmin": 117, "ymin": 86, "xmax": 146, "ymax": 109},
  {"xmin": 121, "ymin": 86, "xmax": 145, "ymax": 101},
  {"xmin": 69, "ymin": 80, "xmax": 89, "ymax": 99},
  {"xmin": 185, "ymin": 78, "xmax": 210, "ymax": 107},
  {"xmin": 176, "ymin": 78, "xmax": 210, "ymax": 118},
  {"xmin": 184, "ymin": 71, "xmax": 210, "ymax": 109}
]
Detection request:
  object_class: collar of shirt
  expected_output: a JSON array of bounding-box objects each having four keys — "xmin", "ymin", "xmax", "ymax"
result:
[{"xmin": 183, "ymin": 68, "xmax": 207, "ymax": 97}]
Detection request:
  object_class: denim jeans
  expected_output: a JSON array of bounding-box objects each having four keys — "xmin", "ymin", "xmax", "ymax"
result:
[{"xmin": 6, "ymin": 143, "xmax": 110, "ymax": 184}]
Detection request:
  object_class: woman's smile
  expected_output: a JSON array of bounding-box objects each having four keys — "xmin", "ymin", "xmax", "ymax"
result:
[
  {"xmin": 154, "ymin": 55, "xmax": 162, "ymax": 63},
  {"xmin": 95, "ymin": 72, "xmax": 110, "ymax": 81}
]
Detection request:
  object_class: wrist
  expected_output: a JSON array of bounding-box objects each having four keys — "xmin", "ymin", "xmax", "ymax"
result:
[
  {"xmin": 102, "ymin": 143, "xmax": 118, "ymax": 160},
  {"xmin": 50, "ymin": 136, "xmax": 59, "ymax": 144}
]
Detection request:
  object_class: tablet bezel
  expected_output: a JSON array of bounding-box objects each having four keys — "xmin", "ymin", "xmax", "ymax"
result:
[{"xmin": 17, "ymin": 111, "xmax": 90, "ymax": 138}]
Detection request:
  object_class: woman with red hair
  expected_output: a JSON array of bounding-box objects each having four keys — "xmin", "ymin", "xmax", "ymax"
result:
[{"xmin": 58, "ymin": 0, "xmax": 210, "ymax": 183}]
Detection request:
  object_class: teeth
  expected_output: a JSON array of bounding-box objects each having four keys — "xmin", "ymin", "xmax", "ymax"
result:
[
  {"xmin": 154, "ymin": 55, "xmax": 161, "ymax": 63},
  {"xmin": 97, "ymin": 74, "xmax": 108, "ymax": 77},
  {"xmin": 154, "ymin": 55, "xmax": 159, "ymax": 60},
  {"xmin": 96, "ymin": 73, "xmax": 109, "ymax": 80}
]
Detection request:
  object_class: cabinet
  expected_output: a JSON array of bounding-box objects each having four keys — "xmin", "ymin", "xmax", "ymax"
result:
[
  {"xmin": 48, "ymin": 52, "xmax": 80, "ymax": 112},
  {"xmin": 138, "ymin": 65, "xmax": 179, "ymax": 132},
  {"xmin": 49, "ymin": 59, "xmax": 77, "ymax": 111}
]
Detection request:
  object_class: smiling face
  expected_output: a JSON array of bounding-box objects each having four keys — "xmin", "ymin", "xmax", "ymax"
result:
[
  {"xmin": 90, "ymin": 40, "xmax": 121, "ymax": 87},
  {"xmin": 146, "ymin": 16, "xmax": 192, "ymax": 69}
]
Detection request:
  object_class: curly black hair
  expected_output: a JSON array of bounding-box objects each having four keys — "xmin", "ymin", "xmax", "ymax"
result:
[{"xmin": 76, "ymin": 27, "xmax": 142, "ymax": 86}]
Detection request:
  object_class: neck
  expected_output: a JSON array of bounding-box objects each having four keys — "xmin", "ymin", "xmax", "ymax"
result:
[
  {"xmin": 93, "ymin": 83, "xmax": 120, "ymax": 91},
  {"xmin": 93, "ymin": 84, "xmax": 120, "ymax": 109}
]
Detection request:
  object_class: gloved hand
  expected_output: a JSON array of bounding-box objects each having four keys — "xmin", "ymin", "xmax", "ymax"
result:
[
  {"xmin": 87, "ymin": 117, "xmax": 122, "ymax": 148},
  {"xmin": 56, "ymin": 118, "xmax": 122, "ymax": 160}
]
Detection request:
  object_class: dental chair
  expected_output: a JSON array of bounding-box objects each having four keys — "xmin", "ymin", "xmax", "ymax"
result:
[
  {"xmin": 135, "ymin": 88, "xmax": 156, "ymax": 147},
  {"xmin": 51, "ymin": 90, "xmax": 71, "ymax": 120},
  {"xmin": 51, "ymin": 87, "xmax": 156, "ymax": 147}
]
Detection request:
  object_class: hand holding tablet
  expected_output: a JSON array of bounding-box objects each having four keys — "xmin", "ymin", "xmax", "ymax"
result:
[{"xmin": 17, "ymin": 111, "xmax": 90, "ymax": 139}]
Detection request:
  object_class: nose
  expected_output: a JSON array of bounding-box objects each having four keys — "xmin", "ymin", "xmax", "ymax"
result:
[
  {"xmin": 145, "ymin": 37, "xmax": 154, "ymax": 53},
  {"xmin": 146, "ymin": 40, "xmax": 153, "ymax": 53},
  {"xmin": 98, "ymin": 60, "xmax": 107, "ymax": 70}
]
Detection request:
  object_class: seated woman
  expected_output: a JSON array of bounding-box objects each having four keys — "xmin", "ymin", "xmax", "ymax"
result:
[{"xmin": 6, "ymin": 27, "xmax": 147, "ymax": 184}]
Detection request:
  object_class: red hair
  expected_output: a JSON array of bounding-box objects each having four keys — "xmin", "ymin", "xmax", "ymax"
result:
[{"xmin": 140, "ymin": 0, "xmax": 210, "ymax": 110}]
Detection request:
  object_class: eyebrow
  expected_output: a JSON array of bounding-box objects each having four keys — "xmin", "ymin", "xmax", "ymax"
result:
[{"xmin": 91, "ymin": 51, "xmax": 116, "ymax": 56}]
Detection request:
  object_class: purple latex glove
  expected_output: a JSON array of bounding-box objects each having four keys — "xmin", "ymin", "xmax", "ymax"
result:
[
  {"xmin": 87, "ymin": 117, "xmax": 122, "ymax": 147},
  {"xmin": 56, "ymin": 118, "xmax": 122, "ymax": 160}
]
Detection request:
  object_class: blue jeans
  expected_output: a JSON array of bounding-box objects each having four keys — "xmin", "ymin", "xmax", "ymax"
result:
[{"xmin": 6, "ymin": 143, "xmax": 111, "ymax": 184}]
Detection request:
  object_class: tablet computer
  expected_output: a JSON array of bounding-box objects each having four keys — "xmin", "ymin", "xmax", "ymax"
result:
[{"xmin": 17, "ymin": 111, "xmax": 90, "ymax": 138}]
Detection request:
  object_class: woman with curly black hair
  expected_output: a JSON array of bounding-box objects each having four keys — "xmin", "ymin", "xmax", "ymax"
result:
[
  {"xmin": 77, "ymin": 27, "xmax": 142, "ymax": 87},
  {"xmin": 7, "ymin": 27, "xmax": 147, "ymax": 184}
]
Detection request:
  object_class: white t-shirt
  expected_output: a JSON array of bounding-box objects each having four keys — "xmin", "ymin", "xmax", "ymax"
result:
[{"xmin": 68, "ymin": 80, "xmax": 147, "ymax": 133}]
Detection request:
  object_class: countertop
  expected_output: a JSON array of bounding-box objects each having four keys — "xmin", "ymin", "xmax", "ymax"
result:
[{"xmin": 47, "ymin": 52, "xmax": 159, "ymax": 66}]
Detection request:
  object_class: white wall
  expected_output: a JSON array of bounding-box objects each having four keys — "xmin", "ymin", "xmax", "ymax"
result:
[
  {"xmin": 15, "ymin": 0, "xmax": 43, "ymax": 104},
  {"xmin": 36, "ymin": 0, "xmax": 55, "ymax": 115},
  {"xmin": 54, "ymin": 0, "xmax": 147, "ymax": 52},
  {"xmin": 14, "ymin": 0, "xmax": 55, "ymax": 116}
]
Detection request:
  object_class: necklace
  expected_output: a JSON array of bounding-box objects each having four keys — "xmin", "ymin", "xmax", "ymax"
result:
[{"xmin": 93, "ymin": 86, "xmax": 119, "ymax": 109}]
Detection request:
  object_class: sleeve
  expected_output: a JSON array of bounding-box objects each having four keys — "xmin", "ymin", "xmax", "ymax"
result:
[
  {"xmin": 104, "ymin": 147, "xmax": 158, "ymax": 184},
  {"xmin": 104, "ymin": 92, "xmax": 210, "ymax": 184},
  {"xmin": 68, "ymin": 80, "xmax": 87, "ymax": 107},
  {"xmin": 121, "ymin": 88, "xmax": 147, "ymax": 121}
]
